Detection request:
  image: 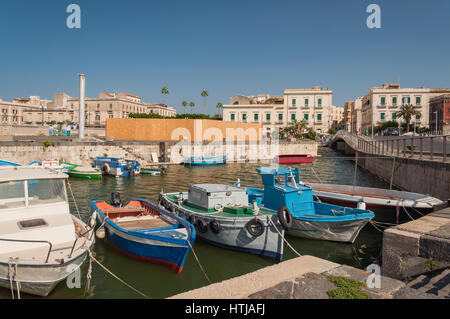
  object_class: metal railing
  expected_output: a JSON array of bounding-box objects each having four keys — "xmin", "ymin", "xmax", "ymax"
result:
[
  {"xmin": 332, "ymin": 130, "xmax": 449, "ymax": 163},
  {"xmin": 0, "ymin": 238, "xmax": 53, "ymax": 263}
]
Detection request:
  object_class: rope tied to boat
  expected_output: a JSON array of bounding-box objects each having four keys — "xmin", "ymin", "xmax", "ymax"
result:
[
  {"xmin": 266, "ymin": 216, "xmax": 302, "ymax": 257},
  {"xmin": 8, "ymin": 258, "xmax": 20, "ymax": 299},
  {"xmin": 86, "ymin": 249, "xmax": 151, "ymax": 299},
  {"xmin": 185, "ymin": 239, "xmax": 212, "ymax": 284},
  {"xmin": 66, "ymin": 179, "xmax": 82, "ymax": 220}
]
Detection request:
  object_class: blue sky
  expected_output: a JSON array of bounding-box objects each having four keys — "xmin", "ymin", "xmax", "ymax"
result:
[{"xmin": 1, "ymin": 0, "xmax": 450, "ymax": 114}]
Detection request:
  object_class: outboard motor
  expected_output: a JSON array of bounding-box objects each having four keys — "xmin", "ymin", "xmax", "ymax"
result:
[{"xmin": 110, "ymin": 192, "xmax": 122, "ymax": 207}]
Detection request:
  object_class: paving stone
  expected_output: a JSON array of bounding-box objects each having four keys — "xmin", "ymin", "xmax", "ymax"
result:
[
  {"xmin": 292, "ymin": 273, "xmax": 335, "ymax": 299},
  {"xmin": 247, "ymin": 281, "xmax": 294, "ymax": 299}
]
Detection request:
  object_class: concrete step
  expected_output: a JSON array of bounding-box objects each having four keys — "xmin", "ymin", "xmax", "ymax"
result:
[
  {"xmin": 407, "ymin": 275, "xmax": 429, "ymax": 289},
  {"xmin": 420, "ymin": 269, "xmax": 450, "ymax": 296}
]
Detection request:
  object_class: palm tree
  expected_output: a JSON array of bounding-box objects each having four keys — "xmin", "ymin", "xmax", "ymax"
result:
[
  {"xmin": 201, "ymin": 90, "xmax": 208, "ymax": 114},
  {"xmin": 216, "ymin": 102, "xmax": 223, "ymax": 113},
  {"xmin": 182, "ymin": 100, "xmax": 188, "ymax": 116},
  {"xmin": 189, "ymin": 101, "xmax": 195, "ymax": 114},
  {"xmin": 161, "ymin": 86, "xmax": 169, "ymax": 106},
  {"xmin": 395, "ymin": 104, "xmax": 422, "ymax": 133}
]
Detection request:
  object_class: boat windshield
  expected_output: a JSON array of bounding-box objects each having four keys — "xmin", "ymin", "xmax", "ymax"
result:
[
  {"xmin": 0, "ymin": 181, "xmax": 26, "ymax": 209},
  {"xmin": 28, "ymin": 179, "xmax": 67, "ymax": 206}
]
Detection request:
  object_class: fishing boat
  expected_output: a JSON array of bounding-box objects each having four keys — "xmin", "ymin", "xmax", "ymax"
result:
[
  {"xmin": 159, "ymin": 184, "xmax": 284, "ymax": 261},
  {"xmin": 274, "ymin": 154, "xmax": 314, "ymax": 164},
  {"xmin": 240, "ymin": 167, "xmax": 375, "ymax": 243},
  {"xmin": 92, "ymin": 157, "xmax": 141, "ymax": 177},
  {"xmin": 90, "ymin": 193, "xmax": 196, "ymax": 273},
  {"xmin": 184, "ymin": 155, "xmax": 227, "ymax": 166},
  {"xmin": 61, "ymin": 162, "xmax": 102, "ymax": 180},
  {"xmin": 29, "ymin": 160, "xmax": 70, "ymax": 173},
  {"xmin": 0, "ymin": 166, "xmax": 95, "ymax": 297},
  {"xmin": 305, "ymin": 183, "xmax": 445, "ymax": 223},
  {"xmin": 140, "ymin": 165, "xmax": 167, "ymax": 176}
]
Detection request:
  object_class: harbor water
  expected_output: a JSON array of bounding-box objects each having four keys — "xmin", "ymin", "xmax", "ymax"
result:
[{"xmin": 0, "ymin": 147, "xmax": 389, "ymax": 299}]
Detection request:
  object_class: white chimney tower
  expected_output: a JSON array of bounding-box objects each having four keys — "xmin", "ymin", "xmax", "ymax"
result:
[{"xmin": 79, "ymin": 74, "xmax": 86, "ymax": 139}]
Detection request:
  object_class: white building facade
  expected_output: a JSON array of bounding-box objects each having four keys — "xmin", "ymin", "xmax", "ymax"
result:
[{"xmin": 223, "ymin": 87, "xmax": 334, "ymax": 136}]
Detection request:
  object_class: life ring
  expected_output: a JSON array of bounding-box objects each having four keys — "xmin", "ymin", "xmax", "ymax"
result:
[
  {"xmin": 209, "ymin": 220, "xmax": 222, "ymax": 234},
  {"xmin": 246, "ymin": 218, "xmax": 265, "ymax": 237},
  {"xmin": 277, "ymin": 206, "xmax": 293, "ymax": 229},
  {"xmin": 196, "ymin": 219, "xmax": 208, "ymax": 234}
]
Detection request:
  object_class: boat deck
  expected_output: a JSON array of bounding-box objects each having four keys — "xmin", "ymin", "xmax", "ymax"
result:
[
  {"xmin": 115, "ymin": 217, "xmax": 172, "ymax": 230},
  {"xmin": 165, "ymin": 194, "xmax": 276, "ymax": 217}
]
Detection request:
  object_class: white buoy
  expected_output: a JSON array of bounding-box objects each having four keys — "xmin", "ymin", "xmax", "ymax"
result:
[
  {"xmin": 357, "ymin": 200, "xmax": 366, "ymax": 210},
  {"xmin": 96, "ymin": 227, "xmax": 105, "ymax": 239},
  {"xmin": 252, "ymin": 200, "xmax": 260, "ymax": 216}
]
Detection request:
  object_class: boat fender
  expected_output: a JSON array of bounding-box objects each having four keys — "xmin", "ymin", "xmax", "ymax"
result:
[
  {"xmin": 214, "ymin": 203, "xmax": 224, "ymax": 211},
  {"xmin": 189, "ymin": 214, "xmax": 197, "ymax": 226},
  {"xmin": 209, "ymin": 220, "xmax": 222, "ymax": 234},
  {"xmin": 90, "ymin": 211, "xmax": 97, "ymax": 228},
  {"xmin": 246, "ymin": 218, "xmax": 265, "ymax": 237},
  {"xmin": 196, "ymin": 219, "xmax": 208, "ymax": 234},
  {"xmin": 277, "ymin": 206, "xmax": 293, "ymax": 229},
  {"xmin": 357, "ymin": 200, "xmax": 366, "ymax": 210},
  {"xmin": 96, "ymin": 227, "xmax": 106, "ymax": 239},
  {"xmin": 102, "ymin": 163, "xmax": 110, "ymax": 174}
]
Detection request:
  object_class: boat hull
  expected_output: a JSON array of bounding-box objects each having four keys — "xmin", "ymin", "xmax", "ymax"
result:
[
  {"xmin": 68, "ymin": 172, "xmax": 102, "ymax": 180},
  {"xmin": 161, "ymin": 194, "xmax": 284, "ymax": 261},
  {"xmin": 275, "ymin": 155, "xmax": 314, "ymax": 164},
  {"xmin": 287, "ymin": 217, "xmax": 370, "ymax": 243},
  {"xmin": 0, "ymin": 251, "xmax": 88, "ymax": 297},
  {"xmin": 98, "ymin": 217, "xmax": 191, "ymax": 273},
  {"xmin": 184, "ymin": 156, "xmax": 227, "ymax": 166}
]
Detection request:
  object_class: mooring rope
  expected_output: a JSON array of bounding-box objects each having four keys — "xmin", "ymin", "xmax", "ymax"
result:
[
  {"xmin": 310, "ymin": 166, "xmax": 323, "ymax": 184},
  {"xmin": 186, "ymin": 238, "xmax": 212, "ymax": 284},
  {"xmin": 7, "ymin": 258, "xmax": 20, "ymax": 299},
  {"xmin": 267, "ymin": 217, "xmax": 302, "ymax": 257},
  {"xmin": 66, "ymin": 179, "xmax": 82, "ymax": 220},
  {"xmin": 87, "ymin": 250, "xmax": 151, "ymax": 299}
]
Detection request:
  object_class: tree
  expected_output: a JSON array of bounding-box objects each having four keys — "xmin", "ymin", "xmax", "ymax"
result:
[
  {"xmin": 395, "ymin": 104, "xmax": 421, "ymax": 133},
  {"xmin": 216, "ymin": 102, "xmax": 223, "ymax": 110},
  {"xmin": 182, "ymin": 100, "xmax": 188, "ymax": 117},
  {"xmin": 161, "ymin": 86, "xmax": 169, "ymax": 105},
  {"xmin": 189, "ymin": 101, "xmax": 195, "ymax": 114},
  {"xmin": 201, "ymin": 90, "xmax": 208, "ymax": 114}
]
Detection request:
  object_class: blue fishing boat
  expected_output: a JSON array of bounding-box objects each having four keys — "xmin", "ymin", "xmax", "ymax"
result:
[
  {"xmin": 0, "ymin": 160, "xmax": 20, "ymax": 166},
  {"xmin": 239, "ymin": 167, "xmax": 375, "ymax": 243},
  {"xmin": 184, "ymin": 155, "xmax": 227, "ymax": 166},
  {"xmin": 91, "ymin": 194, "xmax": 196, "ymax": 273},
  {"xmin": 92, "ymin": 157, "xmax": 141, "ymax": 177}
]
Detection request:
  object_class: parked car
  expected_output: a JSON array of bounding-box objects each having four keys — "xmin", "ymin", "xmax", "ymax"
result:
[{"xmin": 383, "ymin": 127, "xmax": 399, "ymax": 136}]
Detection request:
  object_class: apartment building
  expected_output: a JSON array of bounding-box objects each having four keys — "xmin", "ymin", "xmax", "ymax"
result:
[
  {"xmin": 350, "ymin": 97, "xmax": 363, "ymax": 134},
  {"xmin": 360, "ymin": 83, "xmax": 450, "ymax": 133},
  {"xmin": 429, "ymin": 94, "xmax": 450, "ymax": 132},
  {"xmin": 19, "ymin": 92, "xmax": 176, "ymax": 126},
  {"xmin": 223, "ymin": 86, "xmax": 334, "ymax": 135}
]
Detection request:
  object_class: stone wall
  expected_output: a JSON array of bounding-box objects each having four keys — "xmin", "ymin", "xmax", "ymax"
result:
[
  {"xmin": 356, "ymin": 151, "xmax": 450, "ymax": 201},
  {"xmin": 0, "ymin": 140, "xmax": 318, "ymax": 166}
]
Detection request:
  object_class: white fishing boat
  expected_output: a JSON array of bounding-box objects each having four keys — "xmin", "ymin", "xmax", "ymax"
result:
[
  {"xmin": 0, "ymin": 166, "xmax": 95, "ymax": 297},
  {"xmin": 305, "ymin": 183, "xmax": 445, "ymax": 223},
  {"xmin": 29, "ymin": 160, "xmax": 70, "ymax": 174}
]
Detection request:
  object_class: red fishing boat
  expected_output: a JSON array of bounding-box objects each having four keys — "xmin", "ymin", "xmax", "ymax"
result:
[{"xmin": 274, "ymin": 154, "xmax": 314, "ymax": 164}]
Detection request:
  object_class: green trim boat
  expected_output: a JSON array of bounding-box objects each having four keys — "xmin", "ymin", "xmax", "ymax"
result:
[
  {"xmin": 62, "ymin": 162, "xmax": 102, "ymax": 180},
  {"xmin": 140, "ymin": 166, "xmax": 167, "ymax": 176}
]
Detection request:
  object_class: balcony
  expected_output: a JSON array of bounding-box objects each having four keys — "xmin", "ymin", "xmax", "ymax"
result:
[
  {"xmin": 315, "ymin": 105, "xmax": 323, "ymax": 109},
  {"xmin": 377, "ymin": 104, "xmax": 387, "ymax": 109},
  {"xmin": 301, "ymin": 106, "xmax": 310, "ymax": 109},
  {"xmin": 389, "ymin": 104, "xmax": 398, "ymax": 109}
]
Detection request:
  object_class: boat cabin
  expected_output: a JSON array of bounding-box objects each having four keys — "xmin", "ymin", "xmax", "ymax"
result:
[
  {"xmin": 0, "ymin": 167, "xmax": 76, "ymax": 258},
  {"xmin": 256, "ymin": 167, "xmax": 314, "ymax": 216},
  {"xmin": 187, "ymin": 184, "xmax": 248, "ymax": 210}
]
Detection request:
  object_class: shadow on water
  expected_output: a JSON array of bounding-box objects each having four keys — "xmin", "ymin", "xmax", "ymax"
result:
[{"xmin": 0, "ymin": 147, "xmax": 387, "ymax": 299}]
